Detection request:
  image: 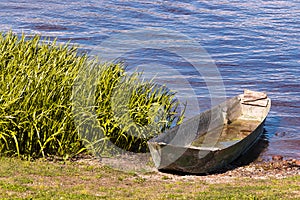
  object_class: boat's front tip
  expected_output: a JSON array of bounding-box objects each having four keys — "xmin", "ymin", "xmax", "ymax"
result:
[{"xmin": 147, "ymin": 141, "xmax": 162, "ymax": 169}]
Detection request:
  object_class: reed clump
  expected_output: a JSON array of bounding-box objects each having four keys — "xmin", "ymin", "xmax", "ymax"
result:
[{"xmin": 0, "ymin": 31, "xmax": 184, "ymax": 159}]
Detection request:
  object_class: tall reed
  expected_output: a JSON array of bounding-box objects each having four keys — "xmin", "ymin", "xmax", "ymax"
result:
[{"xmin": 0, "ymin": 31, "xmax": 184, "ymax": 159}]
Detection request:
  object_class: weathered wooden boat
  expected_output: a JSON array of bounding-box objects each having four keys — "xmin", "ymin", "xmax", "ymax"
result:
[{"xmin": 148, "ymin": 90, "xmax": 271, "ymax": 174}]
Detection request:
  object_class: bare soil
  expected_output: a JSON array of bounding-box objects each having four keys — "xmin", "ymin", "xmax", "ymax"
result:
[{"xmin": 73, "ymin": 153, "xmax": 300, "ymax": 184}]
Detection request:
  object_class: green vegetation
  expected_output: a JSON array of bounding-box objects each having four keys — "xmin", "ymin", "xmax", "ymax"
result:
[
  {"xmin": 0, "ymin": 31, "xmax": 184, "ymax": 159},
  {"xmin": 0, "ymin": 157, "xmax": 299, "ymax": 199}
]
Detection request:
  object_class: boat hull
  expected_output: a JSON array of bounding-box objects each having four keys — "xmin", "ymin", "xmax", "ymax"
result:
[{"xmin": 148, "ymin": 90, "xmax": 271, "ymax": 174}]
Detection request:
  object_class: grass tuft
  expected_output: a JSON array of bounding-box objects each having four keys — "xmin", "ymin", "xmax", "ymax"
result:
[{"xmin": 0, "ymin": 31, "xmax": 184, "ymax": 159}]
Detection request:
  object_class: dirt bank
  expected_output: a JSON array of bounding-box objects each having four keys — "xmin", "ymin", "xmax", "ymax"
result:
[{"xmin": 73, "ymin": 153, "xmax": 299, "ymax": 184}]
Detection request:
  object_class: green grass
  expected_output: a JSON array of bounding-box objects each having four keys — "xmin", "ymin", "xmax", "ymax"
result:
[
  {"xmin": 0, "ymin": 157, "xmax": 299, "ymax": 199},
  {"xmin": 0, "ymin": 31, "xmax": 184, "ymax": 159}
]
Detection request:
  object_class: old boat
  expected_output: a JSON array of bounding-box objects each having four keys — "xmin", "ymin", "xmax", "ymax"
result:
[{"xmin": 148, "ymin": 90, "xmax": 271, "ymax": 174}]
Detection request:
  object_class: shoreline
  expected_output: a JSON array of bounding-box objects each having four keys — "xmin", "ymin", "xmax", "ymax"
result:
[
  {"xmin": 72, "ymin": 153, "xmax": 300, "ymax": 182},
  {"xmin": 1, "ymin": 155, "xmax": 299, "ymax": 199}
]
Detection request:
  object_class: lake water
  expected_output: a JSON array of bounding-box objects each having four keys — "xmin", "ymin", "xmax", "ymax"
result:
[{"xmin": 0, "ymin": 0, "xmax": 299, "ymax": 160}]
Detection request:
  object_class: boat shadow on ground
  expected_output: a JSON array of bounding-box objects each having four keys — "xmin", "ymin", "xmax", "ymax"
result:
[{"xmin": 159, "ymin": 129, "xmax": 269, "ymax": 176}]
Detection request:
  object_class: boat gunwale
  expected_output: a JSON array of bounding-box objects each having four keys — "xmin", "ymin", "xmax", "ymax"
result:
[{"xmin": 148, "ymin": 95, "xmax": 271, "ymax": 149}]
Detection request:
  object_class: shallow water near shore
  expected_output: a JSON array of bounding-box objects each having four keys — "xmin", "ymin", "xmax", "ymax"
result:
[{"xmin": 0, "ymin": 0, "xmax": 299, "ymax": 160}]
